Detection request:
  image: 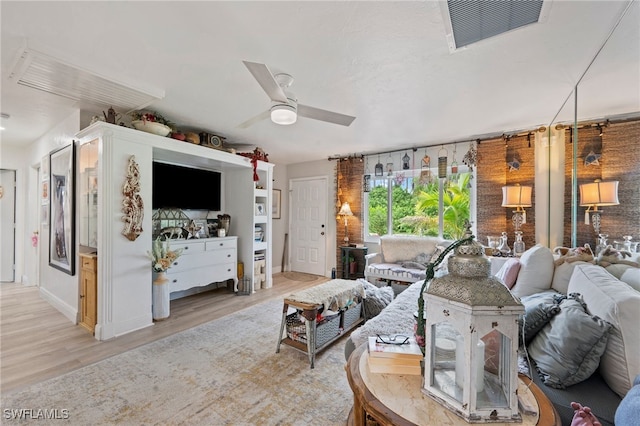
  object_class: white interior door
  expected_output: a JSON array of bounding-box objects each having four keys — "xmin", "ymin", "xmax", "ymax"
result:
[
  {"xmin": 0, "ymin": 169, "xmax": 16, "ymax": 282},
  {"xmin": 289, "ymin": 177, "xmax": 327, "ymax": 276}
]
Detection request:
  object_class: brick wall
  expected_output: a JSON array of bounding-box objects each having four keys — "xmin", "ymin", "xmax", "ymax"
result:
[{"xmin": 335, "ymin": 158, "xmax": 364, "ymax": 276}]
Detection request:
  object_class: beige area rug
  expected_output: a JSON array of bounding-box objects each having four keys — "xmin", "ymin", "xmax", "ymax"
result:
[
  {"xmin": 281, "ymin": 271, "xmax": 323, "ymax": 282},
  {"xmin": 1, "ymin": 299, "xmax": 353, "ymax": 425}
]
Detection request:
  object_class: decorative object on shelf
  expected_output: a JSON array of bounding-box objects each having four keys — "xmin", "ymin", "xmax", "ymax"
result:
[
  {"xmin": 199, "ymin": 132, "xmax": 226, "ymax": 149},
  {"xmin": 421, "ymin": 224, "xmax": 524, "ymax": 423},
  {"xmin": 238, "ymin": 148, "xmax": 269, "ymax": 181},
  {"xmin": 255, "ymin": 203, "xmax": 266, "ymax": 216},
  {"xmin": 487, "ymin": 235, "xmax": 502, "ymax": 256},
  {"xmin": 130, "ymin": 111, "xmax": 173, "ymax": 136},
  {"xmin": 502, "ymin": 183, "xmax": 532, "ymax": 251},
  {"xmin": 272, "ymin": 189, "xmax": 281, "ymax": 219},
  {"xmin": 102, "ymin": 106, "xmax": 120, "ymax": 124},
  {"xmin": 438, "ymin": 146, "xmax": 448, "ymax": 179},
  {"xmin": 184, "ymin": 220, "xmax": 202, "ymax": 239},
  {"xmin": 170, "ymin": 131, "xmax": 186, "ymax": 141},
  {"xmin": 338, "ymin": 202, "xmax": 354, "ymax": 245},
  {"xmin": 499, "ymin": 231, "xmax": 511, "ymax": 256},
  {"xmin": 121, "ymin": 156, "xmax": 144, "ymax": 241},
  {"xmin": 148, "ymin": 237, "xmax": 184, "ymax": 273},
  {"xmin": 49, "ymin": 143, "xmax": 75, "ymax": 276},
  {"xmin": 152, "ymin": 208, "xmax": 190, "ymax": 239},
  {"xmin": 218, "ymin": 214, "xmax": 231, "ymax": 236},
  {"xmin": 513, "ymin": 231, "xmax": 525, "ymax": 256},
  {"xmin": 183, "ymin": 132, "xmax": 200, "ymax": 144},
  {"xmin": 374, "ymin": 155, "xmax": 384, "ymax": 177},
  {"xmin": 579, "ymin": 179, "xmax": 619, "ymax": 247}
]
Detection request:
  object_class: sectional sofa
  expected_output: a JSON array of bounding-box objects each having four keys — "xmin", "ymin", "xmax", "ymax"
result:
[{"xmin": 345, "ymin": 244, "xmax": 640, "ymax": 426}]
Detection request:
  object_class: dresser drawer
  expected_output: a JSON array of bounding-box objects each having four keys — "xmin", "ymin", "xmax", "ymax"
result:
[
  {"xmin": 168, "ymin": 263, "xmax": 236, "ymax": 293},
  {"xmin": 205, "ymin": 237, "xmax": 237, "ymax": 251},
  {"xmin": 169, "ymin": 249, "xmax": 236, "ymax": 273},
  {"xmin": 168, "ymin": 240, "xmax": 205, "ymax": 254}
]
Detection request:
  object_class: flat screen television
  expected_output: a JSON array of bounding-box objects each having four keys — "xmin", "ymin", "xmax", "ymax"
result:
[{"xmin": 152, "ymin": 161, "xmax": 221, "ymax": 211}]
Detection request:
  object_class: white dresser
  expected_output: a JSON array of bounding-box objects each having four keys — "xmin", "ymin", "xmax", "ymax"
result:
[{"xmin": 166, "ymin": 237, "xmax": 238, "ymax": 294}]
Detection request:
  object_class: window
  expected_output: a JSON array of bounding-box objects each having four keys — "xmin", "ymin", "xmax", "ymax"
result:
[{"xmin": 364, "ymin": 167, "xmax": 473, "ymax": 241}]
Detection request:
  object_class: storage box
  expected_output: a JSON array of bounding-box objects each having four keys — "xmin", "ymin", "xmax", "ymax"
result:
[
  {"xmin": 286, "ymin": 311, "xmax": 341, "ymax": 349},
  {"xmin": 342, "ymin": 302, "xmax": 363, "ymax": 330}
]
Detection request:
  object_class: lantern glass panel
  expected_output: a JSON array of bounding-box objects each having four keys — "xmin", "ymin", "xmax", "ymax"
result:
[
  {"xmin": 430, "ymin": 322, "xmax": 464, "ymax": 403},
  {"xmin": 477, "ymin": 330, "xmax": 510, "ymax": 409}
]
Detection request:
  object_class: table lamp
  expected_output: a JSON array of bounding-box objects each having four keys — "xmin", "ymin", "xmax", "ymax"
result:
[
  {"xmin": 501, "ymin": 185, "xmax": 532, "ymax": 255},
  {"xmin": 338, "ymin": 202, "xmax": 354, "ymax": 245},
  {"xmin": 579, "ymin": 179, "xmax": 619, "ymax": 239}
]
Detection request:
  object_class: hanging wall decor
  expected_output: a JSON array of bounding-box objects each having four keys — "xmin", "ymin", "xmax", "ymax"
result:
[
  {"xmin": 49, "ymin": 144, "xmax": 75, "ymax": 275},
  {"xmin": 462, "ymin": 141, "xmax": 477, "ymax": 171},
  {"xmin": 438, "ymin": 146, "xmax": 448, "ymax": 178},
  {"xmin": 122, "ymin": 155, "xmax": 144, "ymax": 241},
  {"xmin": 420, "ymin": 152, "xmax": 431, "ymax": 184},
  {"xmin": 507, "ymin": 157, "xmax": 521, "ymax": 172},
  {"xmin": 363, "ymin": 157, "xmax": 371, "ymax": 192},
  {"xmin": 402, "ymin": 151, "xmax": 410, "ymax": 170},
  {"xmin": 584, "ymin": 150, "xmax": 601, "ymax": 166},
  {"xmin": 451, "ymin": 144, "xmax": 458, "ymax": 174},
  {"xmin": 386, "ymin": 154, "xmax": 394, "ymax": 176},
  {"xmin": 374, "ymin": 155, "xmax": 384, "ymax": 177}
]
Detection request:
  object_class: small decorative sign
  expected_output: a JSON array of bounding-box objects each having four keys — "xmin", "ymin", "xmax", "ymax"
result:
[{"xmin": 122, "ymin": 156, "xmax": 144, "ymax": 241}]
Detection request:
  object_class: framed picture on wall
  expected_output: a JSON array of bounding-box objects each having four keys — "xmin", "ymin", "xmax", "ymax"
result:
[
  {"xmin": 272, "ymin": 189, "xmax": 281, "ymax": 219},
  {"xmin": 49, "ymin": 144, "xmax": 75, "ymax": 275}
]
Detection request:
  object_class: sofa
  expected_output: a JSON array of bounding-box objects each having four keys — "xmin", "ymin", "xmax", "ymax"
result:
[
  {"xmin": 345, "ymin": 244, "xmax": 640, "ymax": 426},
  {"xmin": 364, "ymin": 235, "xmax": 450, "ymax": 284}
]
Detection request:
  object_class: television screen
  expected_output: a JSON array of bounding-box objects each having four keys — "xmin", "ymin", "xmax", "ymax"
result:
[{"xmin": 152, "ymin": 162, "xmax": 221, "ymax": 211}]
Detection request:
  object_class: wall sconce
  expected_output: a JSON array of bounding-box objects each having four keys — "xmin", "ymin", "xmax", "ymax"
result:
[
  {"xmin": 502, "ymin": 184, "xmax": 532, "ymax": 256},
  {"xmin": 579, "ymin": 179, "xmax": 619, "ymax": 241},
  {"xmin": 338, "ymin": 202, "xmax": 354, "ymax": 245}
]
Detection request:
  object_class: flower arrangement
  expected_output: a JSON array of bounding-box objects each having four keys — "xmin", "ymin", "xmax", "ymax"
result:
[
  {"xmin": 148, "ymin": 237, "xmax": 183, "ymax": 272},
  {"xmin": 130, "ymin": 111, "xmax": 174, "ymax": 128}
]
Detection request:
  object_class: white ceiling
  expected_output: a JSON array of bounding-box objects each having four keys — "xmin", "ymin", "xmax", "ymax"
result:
[{"xmin": 1, "ymin": 1, "xmax": 638, "ymax": 165}]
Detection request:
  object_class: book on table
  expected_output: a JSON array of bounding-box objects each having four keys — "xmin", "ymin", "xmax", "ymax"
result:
[
  {"xmin": 367, "ymin": 335, "xmax": 423, "ymax": 375},
  {"xmin": 367, "ymin": 335, "xmax": 423, "ymax": 360}
]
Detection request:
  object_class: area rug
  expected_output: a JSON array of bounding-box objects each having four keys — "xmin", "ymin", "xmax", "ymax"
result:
[
  {"xmin": 281, "ymin": 271, "xmax": 322, "ymax": 282},
  {"xmin": 1, "ymin": 299, "xmax": 353, "ymax": 425}
]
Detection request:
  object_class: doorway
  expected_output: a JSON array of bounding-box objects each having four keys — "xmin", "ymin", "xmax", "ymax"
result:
[
  {"xmin": 1, "ymin": 169, "xmax": 16, "ymax": 282},
  {"xmin": 288, "ymin": 177, "xmax": 328, "ymax": 276}
]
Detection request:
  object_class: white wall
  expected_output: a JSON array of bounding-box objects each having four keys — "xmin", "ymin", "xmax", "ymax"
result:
[
  {"xmin": 286, "ymin": 159, "xmax": 337, "ymax": 276},
  {"xmin": 0, "ymin": 110, "xmax": 81, "ymax": 320},
  {"xmin": 271, "ymin": 164, "xmax": 287, "ymax": 273}
]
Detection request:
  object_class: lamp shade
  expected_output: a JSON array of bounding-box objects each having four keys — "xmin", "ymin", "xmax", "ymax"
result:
[
  {"xmin": 338, "ymin": 202, "xmax": 354, "ymax": 216},
  {"xmin": 270, "ymin": 104, "xmax": 297, "ymax": 125},
  {"xmin": 501, "ymin": 185, "xmax": 532, "ymax": 207},
  {"xmin": 579, "ymin": 180, "xmax": 619, "ymax": 206}
]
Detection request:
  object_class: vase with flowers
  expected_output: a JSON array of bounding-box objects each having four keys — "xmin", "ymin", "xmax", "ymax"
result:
[{"xmin": 148, "ymin": 237, "xmax": 183, "ymax": 320}]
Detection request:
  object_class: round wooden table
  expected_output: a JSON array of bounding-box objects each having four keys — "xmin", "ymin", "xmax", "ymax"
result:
[{"xmin": 345, "ymin": 343, "xmax": 561, "ymax": 426}]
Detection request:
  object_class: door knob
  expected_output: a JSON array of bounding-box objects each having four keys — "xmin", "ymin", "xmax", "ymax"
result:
[{"xmin": 321, "ymin": 232, "xmax": 325, "ymax": 235}]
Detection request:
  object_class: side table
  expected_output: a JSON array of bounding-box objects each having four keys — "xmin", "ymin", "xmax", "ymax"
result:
[
  {"xmin": 340, "ymin": 246, "xmax": 368, "ymax": 279},
  {"xmin": 345, "ymin": 343, "xmax": 561, "ymax": 426}
]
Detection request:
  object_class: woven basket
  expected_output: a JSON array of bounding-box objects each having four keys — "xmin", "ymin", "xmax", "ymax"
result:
[
  {"xmin": 286, "ymin": 312, "xmax": 341, "ymax": 349},
  {"xmin": 342, "ymin": 302, "xmax": 363, "ymax": 330}
]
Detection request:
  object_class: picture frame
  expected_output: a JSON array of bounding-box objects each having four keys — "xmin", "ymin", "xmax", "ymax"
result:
[
  {"xmin": 272, "ymin": 189, "xmax": 281, "ymax": 219},
  {"xmin": 255, "ymin": 203, "xmax": 266, "ymax": 216},
  {"xmin": 49, "ymin": 144, "xmax": 75, "ymax": 275}
]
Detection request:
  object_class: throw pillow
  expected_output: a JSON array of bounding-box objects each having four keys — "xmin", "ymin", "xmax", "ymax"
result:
[
  {"xmin": 495, "ymin": 258, "xmax": 521, "ymax": 289},
  {"xmin": 528, "ymin": 294, "xmax": 612, "ymax": 389},
  {"xmin": 568, "ymin": 263, "xmax": 640, "ymax": 398},
  {"xmin": 511, "ymin": 244, "xmax": 555, "ymax": 298},
  {"xmin": 551, "ymin": 260, "xmax": 591, "ymax": 294},
  {"xmin": 400, "ymin": 261, "xmax": 427, "ymax": 270},
  {"xmin": 519, "ymin": 290, "xmax": 564, "ymax": 345},
  {"xmin": 358, "ymin": 279, "xmax": 395, "ymax": 320}
]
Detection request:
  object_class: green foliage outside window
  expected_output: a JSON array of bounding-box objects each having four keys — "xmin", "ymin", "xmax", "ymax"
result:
[{"xmin": 367, "ymin": 172, "xmax": 471, "ymax": 240}]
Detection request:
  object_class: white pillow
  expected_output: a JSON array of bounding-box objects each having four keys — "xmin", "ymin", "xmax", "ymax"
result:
[
  {"xmin": 511, "ymin": 244, "xmax": 554, "ymax": 298},
  {"xmin": 551, "ymin": 261, "xmax": 591, "ymax": 294},
  {"xmin": 568, "ymin": 264, "xmax": 640, "ymax": 398},
  {"xmin": 620, "ymin": 267, "xmax": 640, "ymax": 291}
]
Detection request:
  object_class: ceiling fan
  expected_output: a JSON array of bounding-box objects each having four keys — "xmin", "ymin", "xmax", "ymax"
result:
[{"xmin": 238, "ymin": 61, "xmax": 356, "ymax": 128}]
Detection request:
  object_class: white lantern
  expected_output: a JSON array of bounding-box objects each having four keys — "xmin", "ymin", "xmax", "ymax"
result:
[{"xmin": 422, "ymin": 227, "xmax": 524, "ymax": 423}]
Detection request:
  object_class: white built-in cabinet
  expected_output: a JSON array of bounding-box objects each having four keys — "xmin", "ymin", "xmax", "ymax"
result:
[{"xmin": 75, "ymin": 122, "xmax": 273, "ymax": 340}]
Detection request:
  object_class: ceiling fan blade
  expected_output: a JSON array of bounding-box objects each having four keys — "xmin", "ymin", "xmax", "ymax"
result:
[
  {"xmin": 237, "ymin": 110, "xmax": 270, "ymax": 129},
  {"xmin": 242, "ymin": 61, "xmax": 288, "ymax": 103},
  {"xmin": 298, "ymin": 104, "xmax": 356, "ymax": 127}
]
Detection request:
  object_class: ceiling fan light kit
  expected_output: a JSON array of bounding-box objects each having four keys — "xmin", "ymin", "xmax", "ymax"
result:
[{"xmin": 271, "ymin": 103, "xmax": 297, "ymax": 125}]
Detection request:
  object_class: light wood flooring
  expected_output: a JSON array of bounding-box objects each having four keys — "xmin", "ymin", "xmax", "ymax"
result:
[{"xmin": 0, "ymin": 272, "xmax": 328, "ymax": 394}]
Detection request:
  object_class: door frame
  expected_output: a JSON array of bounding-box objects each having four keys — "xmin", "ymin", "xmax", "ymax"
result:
[
  {"xmin": 288, "ymin": 176, "xmax": 329, "ymax": 276},
  {"xmin": 0, "ymin": 169, "xmax": 16, "ymax": 282}
]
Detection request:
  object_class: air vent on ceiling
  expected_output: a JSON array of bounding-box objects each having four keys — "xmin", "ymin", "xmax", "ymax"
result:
[
  {"xmin": 8, "ymin": 47, "xmax": 164, "ymax": 112},
  {"xmin": 444, "ymin": 0, "xmax": 545, "ymax": 50}
]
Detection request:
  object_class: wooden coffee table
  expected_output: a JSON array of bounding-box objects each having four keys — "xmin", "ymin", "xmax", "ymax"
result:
[{"xmin": 345, "ymin": 343, "xmax": 561, "ymax": 426}]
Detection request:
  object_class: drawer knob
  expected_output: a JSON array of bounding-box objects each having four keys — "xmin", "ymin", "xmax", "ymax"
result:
[
  {"xmin": 172, "ymin": 279, "xmax": 177, "ymax": 283},
  {"xmin": 173, "ymin": 262, "xmax": 178, "ymax": 266},
  {"xmin": 184, "ymin": 246, "xmax": 189, "ymax": 250},
  {"xmin": 220, "ymin": 243, "xmax": 223, "ymax": 246},
  {"xmin": 227, "ymin": 254, "xmax": 231, "ymax": 257}
]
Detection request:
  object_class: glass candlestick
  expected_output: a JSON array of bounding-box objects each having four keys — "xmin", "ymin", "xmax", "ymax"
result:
[
  {"xmin": 595, "ymin": 234, "xmax": 608, "ymax": 256},
  {"xmin": 499, "ymin": 231, "xmax": 511, "ymax": 256}
]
